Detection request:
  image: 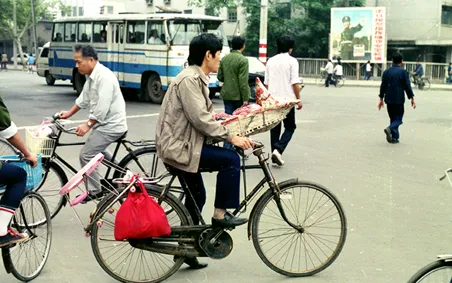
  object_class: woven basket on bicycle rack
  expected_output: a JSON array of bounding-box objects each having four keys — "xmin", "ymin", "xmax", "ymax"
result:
[
  {"xmin": 25, "ymin": 126, "xmax": 56, "ymax": 158},
  {"xmin": 0, "ymin": 154, "xmax": 43, "ymax": 190}
]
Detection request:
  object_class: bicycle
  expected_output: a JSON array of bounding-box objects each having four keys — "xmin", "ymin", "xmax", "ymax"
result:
[
  {"xmin": 0, "ymin": 155, "xmax": 52, "ymax": 282},
  {"xmin": 86, "ymin": 140, "xmax": 347, "ymax": 282},
  {"xmin": 14, "ymin": 113, "xmax": 158, "ymax": 220},
  {"xmin": 407, "ymin": 167, "xmax": 452, "ymax": 282},
  {"xmin": 316, "ymin": 70, "xmax": 345, "ymax": 88},
  {"xmin": 411, "ymin": 75, "xmax": 431, "ymax": 91}
]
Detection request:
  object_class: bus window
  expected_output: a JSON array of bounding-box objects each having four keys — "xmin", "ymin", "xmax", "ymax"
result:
[
  {"xmin": 167, "ymin": 20, "xmax": 202, "ymax": 45},
  {"xmin": 147, "ymin": 21, "xmax": 165, "ymax": 45},
  {"xmin": 78, "ymin": 22, "xmax": 92, "ymax": 42},
  {"xmin": 127, "ymin": 21, "xmax": 145, "ymax": 44},
  {"xmin": 64, "ymin": 22, "xmax": 77, "ymax": 42},
  {"xmin": 93, "ymin": 22, "xmax": 108, "ymax": 43},
  {"xmin": 53, "ymin": 23, "xmax": 64, "ymax": 42}
]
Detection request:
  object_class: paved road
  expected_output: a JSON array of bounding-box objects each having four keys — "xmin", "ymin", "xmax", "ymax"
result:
[{"xmin": 1, "ymin": 71, "xmax": 452, "ymax": 283}]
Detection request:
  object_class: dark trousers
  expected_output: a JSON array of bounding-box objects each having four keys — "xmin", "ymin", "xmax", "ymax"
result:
[
  {"xmin": 365, "ymin": 71, "xmax": 372, "ymax": 80},
  {"xmin": 0, "ymin": 62, "xmax": 6, "ymax": 70},
  {"xmin": 387, "ymin": 104, "xmax": 404, "ymax": 140},
  {"xmin": 0, "ymin": 163, "xmax": 27, "ymax": 210},
  {"xmin": 271, "ymin": 107, "xmax": 296, "ymax": 154},
  {"xmin": 178, "ymin": 145, "xmax": 240, "ymax": 225},
  {"xmin": 325, "ymin": 74, "xmax": 335, "ymax": 87},
  {"xmin": 223, "ymin": 100, "xmax": 243, "ymax": 150}
]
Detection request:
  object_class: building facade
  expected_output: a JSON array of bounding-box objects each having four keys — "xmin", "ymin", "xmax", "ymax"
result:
[{"xmin": 366, "ymin": 0, "xmax": 452, "ymax": 63}]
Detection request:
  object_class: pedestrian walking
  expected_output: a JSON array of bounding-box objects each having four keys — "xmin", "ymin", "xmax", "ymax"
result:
[
  {"xmin": 264, "ymin": 35, "xmax": 303, "ymax": 166},
  {"xmin": 378, "ymin": 52, "xmax": 416, "ymax": 144},
  {"xmin": 365, "ymin": 61, "xmax": 372, "ymax": 80},
  {"xmin": 217, "ymin": 35, "xmax": 250, "ymax": 149},
  {"xmin": 447, "ymin": 63, "xmax": 452, "ymax": 84},
  {"xmin": 27, "ymin": 53, "xmax": 35, "ymax": 74},
  {"xmin": 1, "ymin": 53, "xmax": 7, "ymax": 71}
]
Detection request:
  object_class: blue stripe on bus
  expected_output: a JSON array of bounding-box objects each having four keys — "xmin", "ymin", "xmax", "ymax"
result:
[
  {"xmin": 49, "ymin": 58, "xmax": 183, "ymax": 77},
  {"xmin": 49, "ymin": 48, "xmax": 185, "ymax": 60}
]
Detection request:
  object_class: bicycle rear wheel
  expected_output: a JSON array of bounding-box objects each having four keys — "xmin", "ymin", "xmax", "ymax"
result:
[
  {"xmin": 1, "ymin": 191, "xmax": 52, "ymax": 281},
  {"xmin": 91, "ymin": 185, "xmax": 192, "ymax": 283},
  {"xmin": 250, "ymin": 181, "xmax": 347, "ymax": 277},
  {"xmin": 407, "ymin": 259, "xmax": 452, "ymax": 282},
  {"xmin": 422, "ymin": 78, "xmax": 431, "ymax": 91},
  {"xmin": 336, "ymin": 78, "xmax": 345, "ymax": 88},
  {"xmin": 316, "ymin": 77, "xmax": 325, "ymax": 87}
]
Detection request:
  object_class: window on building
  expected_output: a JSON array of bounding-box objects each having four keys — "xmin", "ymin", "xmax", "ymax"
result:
[
  {"xmin": 127, "ymin": 21, "xmax": 146, "ymax": 44},
  {"xmin": 442, "ymin": 5, "xmax": 452, "ymax": 25},
  {"xmin": 78, "ymin": 7, "xmax": 84, "ymax": 16},
  {"xmin": 52, "ymin": 23, "xmax": 64, "ymax": 42},
  {"xmin": 107, "ymin": 6, "xmax": 114, "ymax": 14},
  {"xmin": 184, "ymin": 9, "xmax": 192, "ymax": 14},
  {"xmin": 93, "ymin": 22, "xmax": 108, "ymax": 43},
  {"xmin": 72, "ymin": 6, "xmax": 77, "ymax": 16},
  {"xmin": 64, "ymin": 22, "xmax": 77, "ymax": 42},
  {"xmin": 147, "ymin": 21, "xmax": 165, "ymax": 45},
  {"xmin": 78, "ymin": 22, "xmax": 92, "ymax": 42},
  {"xmin": 227, "ymin": 7, "xmax": 237, "ymax": 23}
]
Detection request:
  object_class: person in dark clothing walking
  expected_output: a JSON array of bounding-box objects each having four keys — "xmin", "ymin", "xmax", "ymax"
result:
[{"xmin": 378, "ymin": 52, "xmax": 416, "ymax": 144}]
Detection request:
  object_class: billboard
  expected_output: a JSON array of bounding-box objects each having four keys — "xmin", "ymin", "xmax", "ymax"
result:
[{"xmin": 330, "ymin": 7, "xmax": 386, "ymax": 63}]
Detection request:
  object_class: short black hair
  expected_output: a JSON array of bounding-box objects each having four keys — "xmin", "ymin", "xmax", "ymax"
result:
[
  {"xmin": 231, "ymin": 36, "xmax": 245, "ymax": 50},
  {"xmin": 73, "ymin": 44, "xmax": 98, "ymax": 60},
  {"xmin": 277, "ymin": 35, "xmax": 295, "ymax": 54},
  {"xmin": 187, "ymin": 34, "xmax": 223, "ymax": 66},
  {"xmin": 392, "ymin": 52, "xmax": 403, "ymax": 64}
]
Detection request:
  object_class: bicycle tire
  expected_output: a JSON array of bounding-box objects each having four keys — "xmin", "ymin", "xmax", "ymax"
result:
[
  {"xmin": 90, "ymin": 185, "xmax": 192, "ymax": 283},
  {"xmin": 336, "ymin": 78, "xmax": 345, "ymax": 88},
  {"xmin": 250, "ymin": 180, "xmax": 347, "ymax": 277},
  {"xmin": 407, "ymin": 259, "xmax": 452, "ymax": 282},
  {"xmin": 34, "ymin": 160, "xmax": 68, "ymax": 219},
  {"xmin": 422, "ymin": 78, "xmax": 431, "ymax": 91},
  {"xmin": 2, "ymin": 192, "xmax": 52, "ymax": 281},
  {"xmin": 316, "ymin": 77, "xmax": 325, "ymax": 87}
]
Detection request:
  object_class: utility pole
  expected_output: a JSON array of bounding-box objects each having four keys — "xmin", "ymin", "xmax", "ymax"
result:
[
  {"xmin": 13, "ymin": 0, "xmax": 17, "ymax": 69},
  {"xmin": 31, "ymin": 0, "xmax": 38, "ymax": 54},
  {"xmin": 259, "ymin": 0, "xmax": 268, "ymax": 63}
]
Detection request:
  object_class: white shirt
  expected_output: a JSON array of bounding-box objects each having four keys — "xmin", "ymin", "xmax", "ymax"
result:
[
  {"xmin": 264, "ymin": 53, "xmax": 300, "ymax": 100},
  {"xmin": 148, "ymin": 36, "xmax": 163, "ymax": 45},
  {"xmin": 325, "ymin": 62, "xmax": 334, "ymax": 74},
  {"xmin": 366, "ymin": 63, "xmax": 371, "ymax": 72},
  {"xmin": 333, "ymin": 65, "xmax": 343, "ymax": 76},
  {"xmin": 76, "ymin": 62, "xmax": 128, "ymax": 134}
]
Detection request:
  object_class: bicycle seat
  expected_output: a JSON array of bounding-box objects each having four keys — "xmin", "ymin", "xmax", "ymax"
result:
[{"xmin": 116, "ymin": 131, "xmax": 128, "ymax": 142}]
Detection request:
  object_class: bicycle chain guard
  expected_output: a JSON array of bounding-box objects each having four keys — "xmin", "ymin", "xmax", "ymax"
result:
[{"xmin": 198, "ymin": 228, "xmax": 233, "ymax": 259}]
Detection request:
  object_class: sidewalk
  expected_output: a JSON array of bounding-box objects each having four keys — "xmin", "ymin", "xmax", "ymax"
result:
[{"xmin": 302, "ymin": 77, "xmax": 452, "ymax": 91}]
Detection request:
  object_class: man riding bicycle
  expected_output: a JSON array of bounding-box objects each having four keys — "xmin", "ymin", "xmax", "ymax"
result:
[
  {"xmin": 0, "ymin": 97, "xmax": 38, "ymax": 247},
  {"xmin": 156, "ymin": 34, "xmax": 253, "ymax": 269},
  {"xmin": 411, "ymin": 61, "xmax": 424, "ymax": 86},
  {"xmin": 60, "ymin": 45, "xmax": 128, "ymax": 202}
]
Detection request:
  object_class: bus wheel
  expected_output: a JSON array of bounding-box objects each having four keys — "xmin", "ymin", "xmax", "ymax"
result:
[
  {"xmin": 74, "ymin": 72, "xmax": 86, "ymax": 95},
  {"xmin": 145, "ymin": 73, "xmax": 164, "ymax": 104},
  {"xmin": 45, "ymin": 72, "xmax": 55, "ymax": 86}
]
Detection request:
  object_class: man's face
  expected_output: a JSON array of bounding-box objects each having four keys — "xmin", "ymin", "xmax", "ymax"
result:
[
  {"xmin": 343, "ymin": 21, "xmax": 350, "ymax": 29},
  {"xmin": 206, "ymin": 50, "xmax": 222, "ymax": 73},
  {"xmin": 74, "ymin": 51, "xmax": 95, "ymax": 75}
]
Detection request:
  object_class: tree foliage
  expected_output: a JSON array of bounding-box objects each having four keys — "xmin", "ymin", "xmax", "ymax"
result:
[{"xmin": 188, "ymin": 0, "xmax": 364, "ymax": 58}]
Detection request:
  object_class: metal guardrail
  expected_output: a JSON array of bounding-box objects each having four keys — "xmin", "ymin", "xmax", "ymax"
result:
[{"xmin": 296, "ymin": 58, "xmax": 449, "ymax": 84}]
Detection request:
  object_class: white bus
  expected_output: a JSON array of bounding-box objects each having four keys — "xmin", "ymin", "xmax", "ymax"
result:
[{"xmin": 48, "ymin": 13, "xmax": 229, "ymax": 103}]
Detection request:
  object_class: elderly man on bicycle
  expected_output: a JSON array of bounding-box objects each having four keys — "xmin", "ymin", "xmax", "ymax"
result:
[
  {"xmin": 0, "ymin": 97, "xmax": 38, "ymax": 247},
  {"xmin": 60, "ymin": 45, "xmax": 128, "ymax": 202},
  {"xmin": 156, "ymin": 33, "xmax": 253, "ymax": 269}
]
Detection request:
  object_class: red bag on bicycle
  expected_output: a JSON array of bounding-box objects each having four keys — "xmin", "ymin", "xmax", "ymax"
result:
[{"xmin": 114, "ymin": 177, "xmax": 171, "ymax": 241}]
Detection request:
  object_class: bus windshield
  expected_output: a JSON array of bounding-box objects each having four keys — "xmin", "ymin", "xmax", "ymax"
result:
[{"xmin": 167, "ymin": 20, "xmax": 228, "ymax": 46}]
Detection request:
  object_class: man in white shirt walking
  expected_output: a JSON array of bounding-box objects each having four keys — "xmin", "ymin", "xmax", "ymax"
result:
[
  {"xmin": 60, "ymin": 45, "xmax": 128, "ymax": 202},
  {"xmin": 325, "ymin": 59, "xmax": 334, "ymax": 87},
  {"xmin": 264, "ymin": 36, "xmax": 303, "ymax": 166},
  {"xmin": 365, "ymin": 60, "xmax": 372, "ymax": 80}
]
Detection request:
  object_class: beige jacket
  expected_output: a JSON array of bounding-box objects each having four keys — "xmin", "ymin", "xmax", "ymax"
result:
[{"xmin": 156, "ymin": 66, "xmax": 232, "ymax": 173}]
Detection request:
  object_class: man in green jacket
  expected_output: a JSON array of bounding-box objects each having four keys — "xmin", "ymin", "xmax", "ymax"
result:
[{"xmin": 218, "ymin": 36, "xmax": 250, "ymax": 149}]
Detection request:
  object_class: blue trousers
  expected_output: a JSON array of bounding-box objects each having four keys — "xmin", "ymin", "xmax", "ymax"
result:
[
  {"xmin": 178, "ymin": 145, "xmax": 241, "ymax": 225},
  {"xmin": 223, "ymin": 100, "xmax": 243, "ymax": 150},
  {"xmin": 0, "ymin": 163, "xmax": 27, "ymax": 210},
  {"xmin": 387, "ymin": 104, "xmax": 404, "ymax": 140}
]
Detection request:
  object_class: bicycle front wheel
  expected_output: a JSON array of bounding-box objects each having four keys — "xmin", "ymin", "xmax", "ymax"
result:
[
  {"xmin": 91, "ymin": 185, "xmax": 192, "ymax": 283},
  {"xmin": 251, "ymin": 181, "xmax": 347, "ymax": 277},
  {"xmin": 408, "ymin": 259, "xmax": 452, "ymax": 282},
  {"xmin": 2, "ymin": 192, "xmax": 52, "ymax": 281}
]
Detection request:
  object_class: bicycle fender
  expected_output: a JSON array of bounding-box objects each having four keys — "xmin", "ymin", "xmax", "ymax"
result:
[
  {"xmin": 247, "ymin": 178, "xmax": 299, "ymax": 240},
  {"xmin": 437, "ymin": 254, "xmax": 452, "ymax": 261}
]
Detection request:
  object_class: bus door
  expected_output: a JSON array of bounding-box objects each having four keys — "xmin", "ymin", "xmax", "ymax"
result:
[{"xmin": 108, "ymin": 21, "xmax": 125, "ymax": 85}]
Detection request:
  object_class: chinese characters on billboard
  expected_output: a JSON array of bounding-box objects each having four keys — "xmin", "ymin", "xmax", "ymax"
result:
[{"xmin": 330, "ymin": 7, "xmax": 386, "ymax": 63}]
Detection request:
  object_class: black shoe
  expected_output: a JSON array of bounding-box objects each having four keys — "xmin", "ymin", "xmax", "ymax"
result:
[
  {"xmin": 212, "ymin": 212, "xmax": 248, "ymax": 228},
  {"xmin": 0, "ymin": 229, "xmax": 29, "ymax": 248},
  {"xmin": 391, "ymin": 139, "xmax": 400, "ymax": 144},
  {"xmin": 81, "ymin": 191, "xmax": 104, "ymax": 204},
  {"xmin": 174, "ymin": 256, "xmax": 208, "ymax": 269},
  {"xmin": 384, "ymin": 128, "xmax": 393, "ymax": 143}
]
